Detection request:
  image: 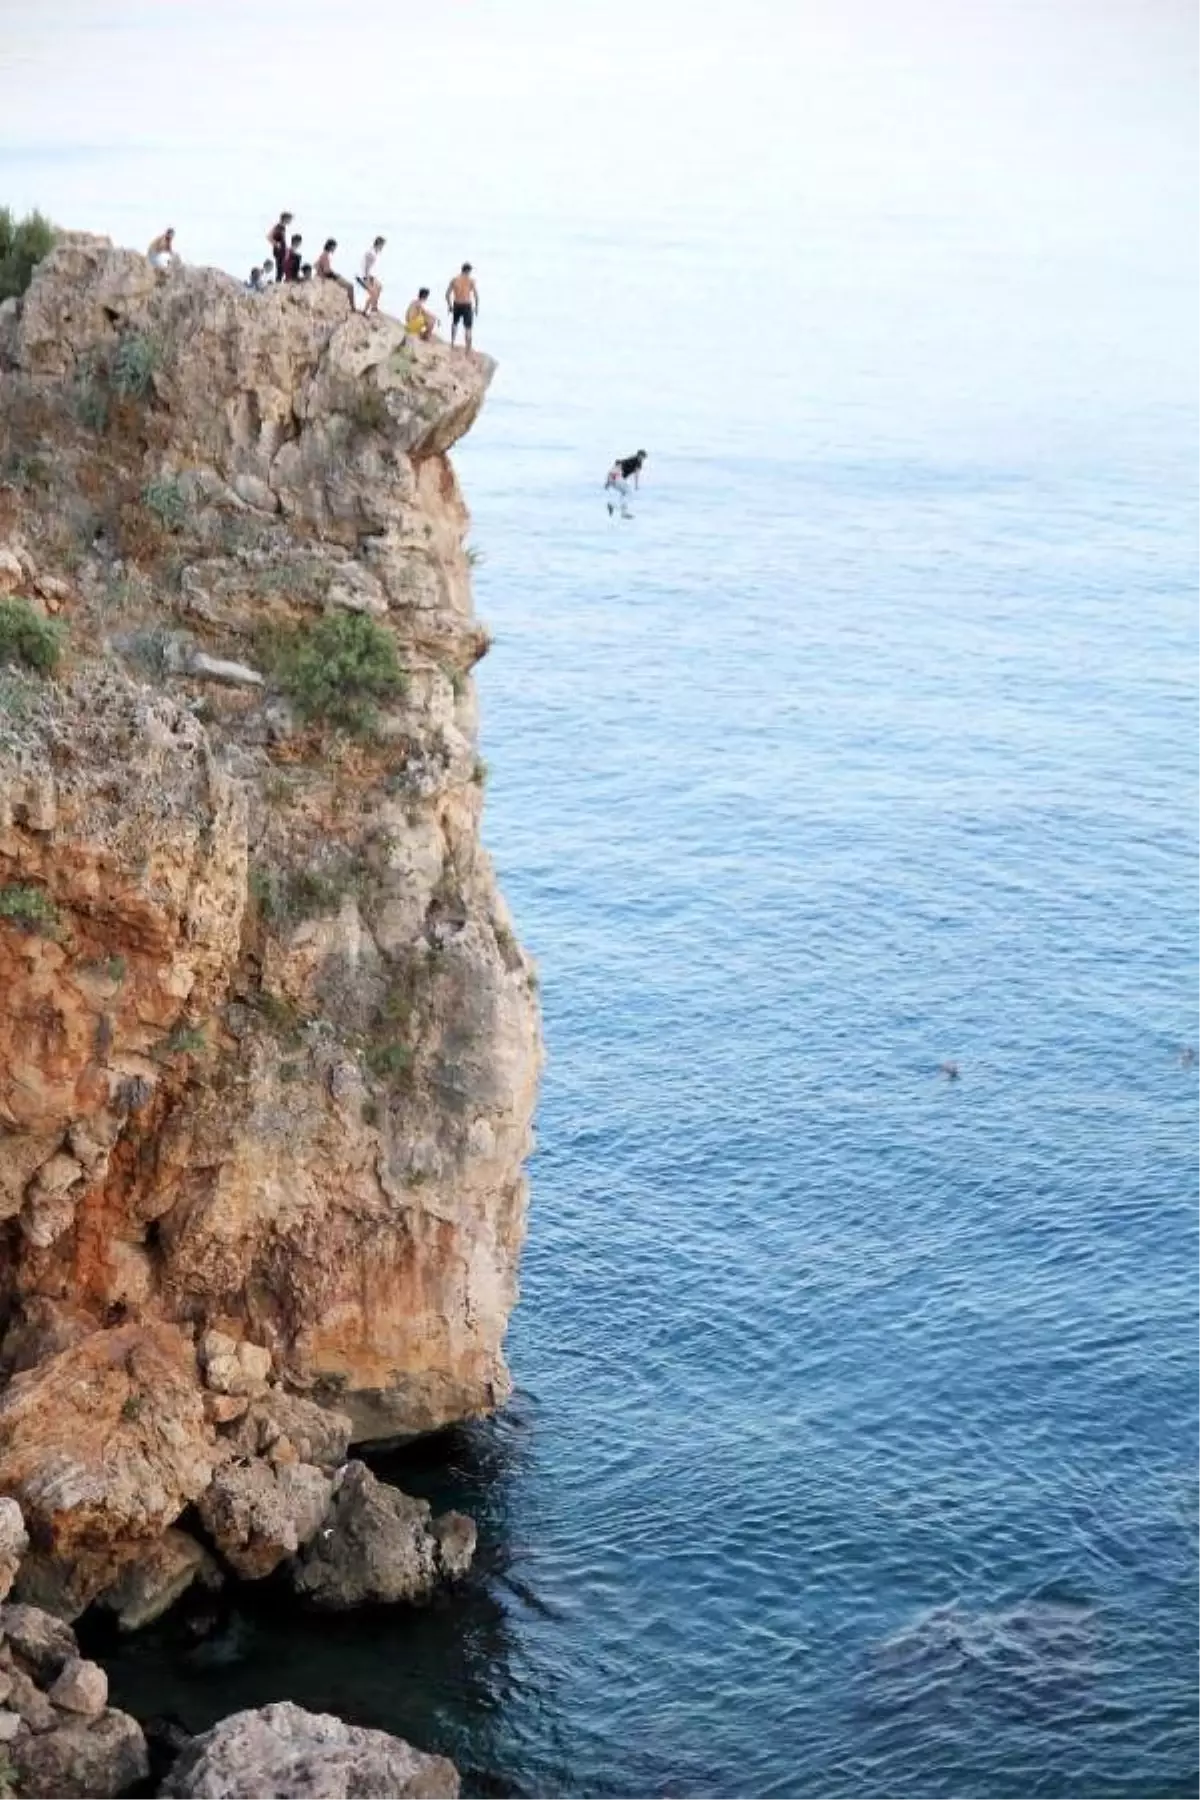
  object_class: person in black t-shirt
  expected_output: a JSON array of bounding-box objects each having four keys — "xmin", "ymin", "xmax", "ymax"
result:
[
  {"xmin": 267, "ymin": 212, "xmax": 293, "ymax": 282},
  {"xmin": 605, "ymin": 449, "xmax": 647, "ymax": 516},
  {"xmin": 283, "ymin": 233, "xmax": 303, "ymax": 282}
]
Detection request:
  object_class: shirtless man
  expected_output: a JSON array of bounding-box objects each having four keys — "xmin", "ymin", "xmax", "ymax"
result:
[
  {"xmin": 315, "ymin": 239, "xmax": 355, "ymax": 308},
  {"xmin": 445, "ymin": 263, "xmax": 479, "ymax": 350},
  {"xmin": 147, "ymin": 227, "xmax": 176, "ymax": 270}
]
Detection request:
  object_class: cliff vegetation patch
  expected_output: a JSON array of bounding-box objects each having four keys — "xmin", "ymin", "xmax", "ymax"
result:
[
  {"xmin": 0, "ymin": 596, "xmax": 65, "ymax": 673},
  {"xmin": 260, "ymin": 611, "xmax": 406, "ymax": 737},
  {"xmin": 0, "ymin": 207, "xmax": 56, "ymax": 302},
  {"xmin": 0, "ymin": 882, "xmax": 60, "ymax": 937}
]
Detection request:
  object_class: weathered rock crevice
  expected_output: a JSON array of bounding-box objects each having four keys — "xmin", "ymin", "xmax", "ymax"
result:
[{"xmin": 0, "ymin": 235, "xmax": 541, "ymax": 1616}]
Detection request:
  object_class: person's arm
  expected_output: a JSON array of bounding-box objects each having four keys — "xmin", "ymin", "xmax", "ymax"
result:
[
  {"xmin": 471, "ymin": 280, "xmax": 480, "ymax": 314},
  {"xmin": 445, "ymin": 282, "xmax": 454, "ymax": 309}
]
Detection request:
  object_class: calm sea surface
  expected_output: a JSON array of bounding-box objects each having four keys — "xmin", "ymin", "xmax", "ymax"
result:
[{"xmin": 7, "ymin": 2, "xmax": 1199, "ymax": 1794}]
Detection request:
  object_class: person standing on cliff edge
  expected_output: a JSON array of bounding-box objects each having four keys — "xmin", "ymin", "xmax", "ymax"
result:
[
  {"xmin": 446, "ymin": 263, "xmax": 479, "ymax": 350},
  {"xmin": 267, "ymin": 211, "xmax": 293, "ymax": 282}
]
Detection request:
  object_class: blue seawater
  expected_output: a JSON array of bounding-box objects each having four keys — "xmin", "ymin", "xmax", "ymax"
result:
[
  {"xmin": 95, "ymin": 208, "xmax": 1198, "ymax": 1794},
  {"xmin": 7, "ymin": 3, "xmax": 1195, "ymax": 1794}
]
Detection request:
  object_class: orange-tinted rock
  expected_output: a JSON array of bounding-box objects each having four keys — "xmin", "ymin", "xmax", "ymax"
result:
[{"xmin": 0, "ymin": 236, "xmax": 537, "ymax": 1605}]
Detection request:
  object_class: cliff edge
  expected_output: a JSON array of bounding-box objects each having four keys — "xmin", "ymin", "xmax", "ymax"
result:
[{"xmin": 0, "ymin": 236, "xmax": 541, "ymax": 1613}]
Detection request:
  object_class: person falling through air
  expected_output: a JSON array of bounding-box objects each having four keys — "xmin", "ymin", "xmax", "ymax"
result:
[
  {"xmin": 605, "ymin": 449, "xmax": 647, "ymax": 517},
  {"xmin": 446, "ymin": 263, "xmax": 479, "ymax": 350}
]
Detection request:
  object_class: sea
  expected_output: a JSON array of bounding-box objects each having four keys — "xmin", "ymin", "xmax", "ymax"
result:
[{"xmin": 4, "ymin": 1, "xmax": 1198, "ymax": 1794}]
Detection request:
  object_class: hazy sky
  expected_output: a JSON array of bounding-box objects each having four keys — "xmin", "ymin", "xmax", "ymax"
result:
[
  {"xmin": 3, "ymin": 0, "xmax": 1195, "ymax": 265},
  {"xmin": 1, "ymin": 1, "xmax": 1195, "ymax": 467}
]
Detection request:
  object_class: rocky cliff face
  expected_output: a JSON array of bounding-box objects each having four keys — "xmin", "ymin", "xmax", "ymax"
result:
[{"xmin": 0, "ymin": 236, "xmax": 541, "ymax": 1608}]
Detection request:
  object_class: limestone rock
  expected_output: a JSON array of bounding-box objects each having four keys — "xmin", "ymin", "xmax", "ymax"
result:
[
  {"xmin": 0, "ymin": 1497, "xmax": 28, "ymax": 1600},
  {"xmin": 201, "ymin": 1332, "xmax": 273, "ymax": 1398},
  {"xmin": 47, "ymin": 1655, "xmax": 108, "ymax": 1717},
  {"xmin": 0, "ymin": 1707, "xmax": 20, "ymax": 1742},
  {"xmin": 97, "ymin": 1527, "xmax": 221, "ymax": 1632},
  {"xmin": 0, "ymin": 1602, "xmax": 77, "ymax": 1678},
  {"xmin": 0, "ymin": 234, "xmax": 541, "ymax": 1601},
  {"xmin": 10, "ymin": 1706, "xmax": 149, "ymax": 1798},
  {"xmin": 5, "ymin": 1665, "xmax": 57, "ymax": 1732},
  {"xmin": 160, "ymin": 1700, "xmax": 459, "ymax": 1798},
  {"xmin": 288, "ymin": 1460, "xmax": 474, "ymax": 1609},
  {"xmin": 430, "ymin": 1510, "xmax": 477, "ymax": 1581},
  {"xmin": 197, "ymin": 1459, "xmax": 331, "ymax": 1581},
  {"xmin": 226, "ymin": 1392, "xmax": 352, "ymax": 1471},
  {"xmin": 0, "ymin": 1324, "xmax": 215, "ymax": 1617}
]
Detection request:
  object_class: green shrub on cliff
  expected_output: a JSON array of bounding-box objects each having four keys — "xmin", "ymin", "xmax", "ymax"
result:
[
  {"xmin": 111, "ymin": 331, "xmax": 161, "ymax": 399},
  {"xmin": 142, "ymin": 476, "xmax": 187, "ymax": 531},
  {"xmin": 0, "ymin": 597, "xmax": 65, "ymax": 674},
  {"xmin": 0, "ymin": 883, "xmax": 60, "ymax": 936},
  {"xmin": 263, "ymin": 611, "xmax": 406, "ymax": 737},
  {"xmin": 0, "ymin": 207, "xmax": 56, "ymax": 301}
]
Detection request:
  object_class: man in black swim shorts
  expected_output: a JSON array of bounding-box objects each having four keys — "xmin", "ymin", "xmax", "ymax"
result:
[
  {"xmin": 605, "ymin": 449, "xmax": 647, "ymax": 516},
  {"xmin": 446, "ymin": 262, "xmax": 480, "ymax": 350}
]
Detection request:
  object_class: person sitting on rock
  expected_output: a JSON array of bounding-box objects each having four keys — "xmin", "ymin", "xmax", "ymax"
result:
[
  {"xmin": 404, "ymin": 288, "xmax": 438, "ymax": 340},
  {"xmin": 147, "ymin": 227, "xmax": 176, "ymax": 270},
  {"xmin": 267, "ymin": 210, "xmax": 293, "ymax": 282},
  {"xmin": 283, "ymin": 233, "xmax": 303, "ymax": 282},
  {"xmin": 358, "ymin": 237, "xmax": 386, "ymax": 316},
  {"xmin": 315, "ymin": 239, "xmax": 355, "ymax": 308},
  {"xmin": 299, "ymin": 262, "xmax": 313, "ymax": 282},
  {"xmin": 247, "ymin": 265, "xmax": 265, "ymax": 291}
]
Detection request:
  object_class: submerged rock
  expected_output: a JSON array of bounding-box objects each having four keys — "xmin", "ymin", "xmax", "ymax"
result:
[
  {"xmin": 288, "ymin": 1460, "xmax": 474, "ymax": 1609},
  {"xmin": 160, "ymin": 1700, "xmax": 459, "ymax": 1798}
]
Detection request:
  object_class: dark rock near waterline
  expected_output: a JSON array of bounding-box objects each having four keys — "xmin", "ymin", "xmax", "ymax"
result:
[
  {"xmin": 287, "ymin": 1460, "xmax": 475, "ymax": 1609},
  {"xmin": 97, "ymin": 1527, "xmax": 223, "ymax": 1632}
]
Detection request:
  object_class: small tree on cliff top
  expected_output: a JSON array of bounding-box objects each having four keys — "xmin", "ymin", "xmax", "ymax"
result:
[{"xmin": 0, "ymin": 208, "xmax": 56, "ymax": 302}]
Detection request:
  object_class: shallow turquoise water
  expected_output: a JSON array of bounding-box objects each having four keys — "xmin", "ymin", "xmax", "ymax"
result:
[{"xmin": 9, "ymin": 1, "xmax": 1198, "ymax": 1793}]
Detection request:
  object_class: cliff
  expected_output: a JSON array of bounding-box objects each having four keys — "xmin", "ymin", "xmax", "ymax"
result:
[{"xmin": 0, "ymin": 236, "xmax": 541, "ymax": 1614}]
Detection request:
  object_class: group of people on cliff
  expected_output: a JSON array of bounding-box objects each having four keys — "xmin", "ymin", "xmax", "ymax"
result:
[
  {"xmin": 256, "ymin": 214, "xmax": 481, "ymax": 347},
  {"xmin": 146, "ymin": 215, "xmax": 480, "ymax": 349}
]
